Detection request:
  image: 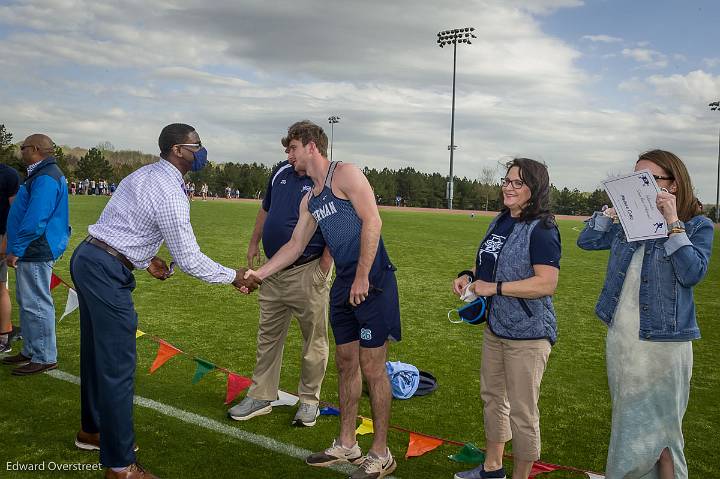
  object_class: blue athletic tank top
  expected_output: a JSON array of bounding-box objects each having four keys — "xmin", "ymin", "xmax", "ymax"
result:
[{"xmin": 307, "ymin": 161, "xmax": 395, "ymax": 282}]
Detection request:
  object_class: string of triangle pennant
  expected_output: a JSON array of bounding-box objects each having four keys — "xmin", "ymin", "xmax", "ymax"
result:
[{"xmin": 49, "ymin": 272, "xmax": 604, "ymax": 478}]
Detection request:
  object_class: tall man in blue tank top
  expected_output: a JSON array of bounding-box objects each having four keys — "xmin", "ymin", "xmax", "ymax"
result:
[{"xmin": 244, "ymin": 121, "xmax": 401, "ymax": 479}]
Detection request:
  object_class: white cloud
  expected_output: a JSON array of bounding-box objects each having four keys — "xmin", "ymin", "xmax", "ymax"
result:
[
  {"xmin": 582, "ymin": 34, "xmax": 622, "ymax": 43},
  {"xmin": 622, "ymin": 48, "xmax": 668, "ymax": 69},
  {"xmin": 704, "ymin": 57, "xmax": 720, "ymax": 68},
  {"xmin": 646, "ymin": 70, "xmax": 720, "ymax": 104},
  {"xmin": 0, "ymin": 0, "xmax": 717, "ymax": 201},
  {"xmin": 618, "ymin": 77, "xmax": 646, "ymax": 92}
]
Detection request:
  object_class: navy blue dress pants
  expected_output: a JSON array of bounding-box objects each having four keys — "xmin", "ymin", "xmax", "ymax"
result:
[{"xmin": 70, "ymin": 241, "xmax": 138, "ymax": 467}]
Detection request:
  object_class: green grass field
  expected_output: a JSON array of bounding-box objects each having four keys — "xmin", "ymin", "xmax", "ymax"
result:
[{"xmin": 1, "ymin": 196, "xmax": 718, "ymax": 478}]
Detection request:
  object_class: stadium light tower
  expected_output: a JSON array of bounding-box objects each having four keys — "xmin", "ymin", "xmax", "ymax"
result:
[
  {"xmin": 437, "ymin": 27, "xmax": 475, "ymax": 210},
  {"xmin": 710, "ymin": 100, "xmax": 720, "ymax": 223},
  {"xmin": 328, "ymin": 115, "xmax": 341, "ymax": 161}
]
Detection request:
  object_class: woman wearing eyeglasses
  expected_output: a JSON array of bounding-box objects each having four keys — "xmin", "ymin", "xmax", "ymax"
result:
[
  {"xmin": 577, "ymin": 150, "xmax": 713, "ymax": 479},
  {"xmin": 452, "ymin": 158, "xmax": 561, "ymax": 479}
]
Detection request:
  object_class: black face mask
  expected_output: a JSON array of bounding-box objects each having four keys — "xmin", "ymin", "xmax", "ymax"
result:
[{"xmin": 448, "ymin": 297, "xmax": 487, "ymax": 325}]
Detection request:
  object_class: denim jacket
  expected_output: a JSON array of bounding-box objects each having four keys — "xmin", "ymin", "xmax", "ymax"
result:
[{"xmin": 577, "ymin": 212, "xmax": 713, "ymax": 341}]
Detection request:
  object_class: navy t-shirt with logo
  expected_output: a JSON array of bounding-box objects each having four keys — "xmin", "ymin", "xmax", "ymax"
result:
[
  {"xmin": 262, "ymin": 161, "xmax": 325, "ymax": 259},
  {"xmin": 475, "ymin": 212, "xmax": 561, "ymax": 282}
]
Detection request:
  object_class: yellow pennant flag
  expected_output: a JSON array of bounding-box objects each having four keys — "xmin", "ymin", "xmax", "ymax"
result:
[
  {"xmin": 136, "ymin": 329, "xmax": 146, "ymax": 339},
  {"xmin": 356, "ymin": 417, "xmax": 374, "ymax": 436}
]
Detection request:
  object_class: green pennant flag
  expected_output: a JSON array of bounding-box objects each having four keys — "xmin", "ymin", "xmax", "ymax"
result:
[
  {"xmin": 448, "ymin": 443, "xmax": 485, "ymax": 464},
  {"xmin": 192, "ymin": 358, "xmax": 216, "ymax": 384}
]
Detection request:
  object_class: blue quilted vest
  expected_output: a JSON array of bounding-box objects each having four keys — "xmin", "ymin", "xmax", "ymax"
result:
[{"xmin": 484, "ymin": 214, "xmax": 558, "ymax": 345}]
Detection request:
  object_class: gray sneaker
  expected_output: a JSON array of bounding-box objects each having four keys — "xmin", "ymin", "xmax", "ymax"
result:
[
  {"xmin": 306, "ymin": 439, "xmax": 363, "ymax": 467},
  {"xmin": 293, "ymin": 402, "xmax": 319, "ymax": 427},
  {"xmin": 350, "ymin": 449, "xmax": 397, "ymax": 479},
  {"xmin": 227, "ymin": 397, "xmax": 272, "ymax": 421}
]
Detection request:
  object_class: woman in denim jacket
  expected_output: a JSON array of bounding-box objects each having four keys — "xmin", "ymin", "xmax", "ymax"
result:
[
  {"xmin": 452, "ymin": 158, "xmax": 561, "ymax": 479},
  {"xmin": 577, "ymin": 150, "xmax": 713, "ymax": 479}
]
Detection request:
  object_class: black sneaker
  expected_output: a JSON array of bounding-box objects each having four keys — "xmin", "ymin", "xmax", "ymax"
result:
[{"xmin": 1, "ymin": 353, "xmax": 31, "ymax": 366}]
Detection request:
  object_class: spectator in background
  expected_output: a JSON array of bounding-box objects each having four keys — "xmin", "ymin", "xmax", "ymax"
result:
[
  {"xmin": 0, "ymin": 162, "xmax": 20, "ymax": 354},
  {"xmin": 1, "ymin": 134, "xmax": 70, "ymax": 375}
]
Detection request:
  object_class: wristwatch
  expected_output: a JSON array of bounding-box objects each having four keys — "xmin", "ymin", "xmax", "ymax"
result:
[{"xmin": 668, "ymin": 220, "xmax": 684, "ymax": 230}]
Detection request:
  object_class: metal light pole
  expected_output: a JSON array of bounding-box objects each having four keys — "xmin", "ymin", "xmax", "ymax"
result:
[
  {"xmin": 710, "ymin": 101, "xmax": 720, "ymax": 223},
  {"xmin": 437, "ymin": 27, "xmax": 475, "ymax": 209},
  {"xmin": 328, "ymin": 116, "xmax": 340, "ymax": 161}
]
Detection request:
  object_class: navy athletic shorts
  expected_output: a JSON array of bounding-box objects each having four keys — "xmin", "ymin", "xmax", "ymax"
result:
[{"xmin": 329, "ymin": 269, "xmax": 402, "ymax": 348}]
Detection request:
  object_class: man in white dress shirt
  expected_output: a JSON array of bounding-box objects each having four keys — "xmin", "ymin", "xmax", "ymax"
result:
[{"xmin": 69, "ymin": 123, "xmax": 261, "ymax": 479}]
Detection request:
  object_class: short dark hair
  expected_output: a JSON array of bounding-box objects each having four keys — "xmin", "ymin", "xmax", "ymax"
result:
[
  {"xmin": 286, "ymin": 121, "xmax": 328, "ymax": 158},
  {"xmin": 500, "ymin": 158, "xmax": 555, "ymax": 226},
  {"xmin": 159, "ymin": 123, "xmax": 196, "ymax": 156}
]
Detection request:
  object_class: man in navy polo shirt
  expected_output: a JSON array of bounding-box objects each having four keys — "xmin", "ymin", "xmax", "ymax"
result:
[{"xmin": 228, "ymin": 136, "xmax": 332, "ymax": 427}]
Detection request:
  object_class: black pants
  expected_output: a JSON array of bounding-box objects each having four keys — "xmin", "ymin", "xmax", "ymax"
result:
[{"xmin": 70, "ymin": 241, "xmax": 137, "ymax": 467}]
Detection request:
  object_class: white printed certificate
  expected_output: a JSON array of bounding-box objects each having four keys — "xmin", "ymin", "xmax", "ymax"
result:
[{"xmin": 602, "ymin": 169, "xmax": 667, "ymax": 242}]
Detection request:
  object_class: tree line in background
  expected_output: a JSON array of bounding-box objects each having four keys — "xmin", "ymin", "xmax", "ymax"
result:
[{"xmin": 1, "ymin": 124, "xmax": 717, "ymax": 220}]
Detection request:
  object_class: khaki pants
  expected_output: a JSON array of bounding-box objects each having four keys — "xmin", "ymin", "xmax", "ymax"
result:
[
  {"xmin": 480, "ymin": 327, "xmax": 551, "ymax": 461},
  {"xmin": 247, "ymin": 259, "xmax": 330, "ymax": 405}
]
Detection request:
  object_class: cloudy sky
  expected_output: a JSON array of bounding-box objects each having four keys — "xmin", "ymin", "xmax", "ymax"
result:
[{"xmin": 1, "ymin": 0, "xmax": 719, "ymax": 200}]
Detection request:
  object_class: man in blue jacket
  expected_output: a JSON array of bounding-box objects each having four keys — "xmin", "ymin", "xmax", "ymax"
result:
[{"xmin": 1, "ymin": 134, "xmax": 70, "ymax": 375}]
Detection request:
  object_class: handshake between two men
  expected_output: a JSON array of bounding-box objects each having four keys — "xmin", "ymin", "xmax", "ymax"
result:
[{"xmin": 145, "ymin": 256, "xmax": 263, "ymax": 292}]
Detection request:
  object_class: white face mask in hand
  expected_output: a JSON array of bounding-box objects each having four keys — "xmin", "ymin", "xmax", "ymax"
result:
[
  {"xmin": 448, "ymin": 283, "xmax": 487, "ymax": 325},
  {"xmin": 460, "ymin": 282, "xmax": 478, "ymax": 302}
]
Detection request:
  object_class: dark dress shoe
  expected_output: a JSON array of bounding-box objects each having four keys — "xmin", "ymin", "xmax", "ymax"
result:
[
  {"xmin": 76, "ymin": 430, "xmax": 139, "ymax": 452},
  {"xmin": 11, "ymin": 362, "xmax": 57, "ymax": 375},
  {"xmin": 2, "ymin": 353, "xmax": 31, "ymax": 366},
  {"xmin": 104, "ymin": 463, "xmax": 158, "ymax": 479}
]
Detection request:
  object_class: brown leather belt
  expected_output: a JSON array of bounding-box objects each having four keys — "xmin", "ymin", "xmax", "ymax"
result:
[
  {"xmin": 283, "ymin": 253, "xmax": 321, "ymax": 271},
  {"xmin": 85, "ymin": 236, "xmax": 135, "ymax": 271}
]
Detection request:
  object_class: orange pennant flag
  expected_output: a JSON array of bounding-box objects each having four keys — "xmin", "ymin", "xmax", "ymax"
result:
[
  {"xmin": 405, "ymin": 432, "xmax": 444, "ymax": 459},
  {"xmin": 225, "ymin": 373, "xmax": 253, "ymax": 404},
  {"xmin": 149, "ymin": 340, "xmax": 183, "ymax": 374}
]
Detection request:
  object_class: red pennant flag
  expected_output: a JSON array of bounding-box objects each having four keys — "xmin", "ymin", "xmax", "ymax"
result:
[
  {"xmin": 225, "ymin": 373, "xmax": 252, "ymax": 404},
  {"xmin": 149, "ymin": 340, "xmax": 183, "ymax": 374},
  {"xmin": 529, "ymin": 461, "xmax": 560, "ymax": 478},
  {"xmin": 50, "ymin": 273, "xmax": 63, "ymax": 290},
  {"xmin": 405, "ymin": 432, "xmax": 444, "ymax": 459}
]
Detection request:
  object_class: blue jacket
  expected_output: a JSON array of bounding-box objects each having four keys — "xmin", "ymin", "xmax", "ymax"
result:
[
  {"xmin": 7, "ymin": 157, "xmax": 70, "ymax": 261},
  {"xmin": 484, "ymin": 213, "xmax": 559, "ymax": 345},
  {"xmin": 577, "ymin": 212, "xmax": 713, "ymax": 341}
]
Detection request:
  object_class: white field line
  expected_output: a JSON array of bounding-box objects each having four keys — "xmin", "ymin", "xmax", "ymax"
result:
[{"xmin": 47, "ymin": 369, "xmax": 398, "ymax": 478}]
